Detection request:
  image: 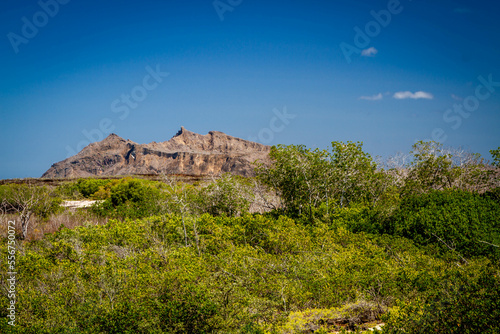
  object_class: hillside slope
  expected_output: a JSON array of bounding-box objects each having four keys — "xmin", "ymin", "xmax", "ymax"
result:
[{"xmin": 42, "ymin": 127, "xmax": 270, "ymax": 178}]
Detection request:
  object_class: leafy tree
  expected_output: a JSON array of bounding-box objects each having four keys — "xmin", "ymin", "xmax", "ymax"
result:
[
  {"xmin": 198, "ymin": 173, "xmax": 254, "ymax": 217},
  {"xmin": 1, "ymin": 183, "xmax": 61, "ymax": 239},
  {"xmin": 403, "ymin": 141, "xmax": 491, "ymax": 195},
  {"xmin": 491, "ymin": 147, "xmax": 500, "ymax": 167},
  {"xmin": 403, "ymin": 141, "xmax": 455, "ymax": 195},
  {"xmin": 256, "ymin": 144, "xmax": 327, "ymax": 216},
  {"xmin": 326, "ymin": 141, "xmax": 382, "ymax": 207},
  {"xmin": 256, "ymin": 142, "xmax": 390, "ymax": 219}
]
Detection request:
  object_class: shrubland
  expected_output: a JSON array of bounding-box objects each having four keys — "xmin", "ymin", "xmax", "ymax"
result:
[{"xmin": 0, "ymin": 141, "xmax": 499, "ymax": 333}]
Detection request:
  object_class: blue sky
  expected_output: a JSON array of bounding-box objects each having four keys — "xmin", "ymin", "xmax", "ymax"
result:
[{"xmin": 1, "ymin": 0, "xmax": 499, "ymax": 179}]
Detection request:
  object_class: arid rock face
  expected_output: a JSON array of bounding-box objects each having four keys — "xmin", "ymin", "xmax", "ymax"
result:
[{"xmin": 42, "ymin": 127, "xmax": 271, "ymax": 178}]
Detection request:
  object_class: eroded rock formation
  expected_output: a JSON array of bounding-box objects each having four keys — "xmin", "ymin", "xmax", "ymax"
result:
[{"xmin": 42, "ymin": 127, "xmax": 270, "ymax": 178}]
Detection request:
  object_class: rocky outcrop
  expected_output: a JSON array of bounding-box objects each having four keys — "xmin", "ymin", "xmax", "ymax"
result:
[{"xmin": 42, "ymin": 127, "xmax": 270, "ymax": 178}]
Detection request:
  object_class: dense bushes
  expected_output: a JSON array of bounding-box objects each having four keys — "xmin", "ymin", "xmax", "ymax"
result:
[
  {"xmin": 257, "ymin": 141, "xmax": 500, "ymax": 261},
  {"xmin": 257, "ymin": 141, "xmax": 498, "ymax": 221},
  {"xmin": 76, "ymin": 178, "xmax": 112, "ymax": 198},
  {"xmin": 336, "ymin": 189, "xmax": 500, "ymax": 262},
  {"xmin": 383, "ymin": 260, "xmax": 500, "ymax": 333},
  {"xmin": 94, "ymin": 178, "xmax": 163, "ymax": 219},
  {"xmin": 3, "ymin": 214, "xmax": 485, "ymax": 333},
  {"xmin": 483, "ymin": 187, "xmax": 500, "ymax": 203},
  {"xmin": 1, "ymin": 141, "xmax": 499, "ymax": 333},
  {"xmin": 248, "ymin": 141, "xmax": 500, "ymax": 332},
  {"xmin": 74, "ymin": 175, "xmax": 255, "ymax": 220},
  {"xmin": 157, "ymin": 280, "xmax": 220, "ymax": 333},
  {"xmin": 372, "ymin": 189, "xmax": 500, "ymax": 260},
  {"xmin": 255, "ymin": 142, "xmax": 386, "ymax": 218}
]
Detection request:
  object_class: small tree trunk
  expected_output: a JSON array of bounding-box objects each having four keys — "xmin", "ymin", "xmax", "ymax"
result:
[
  {"xmin": 20, "ymin": 211, "xmax": 32, "ymax": 240},
  {"xmin": 181, "ymin": 213, "xmax": 188, "ymax": 247},
  {"xmin": 192, "ymin": 219, "xmax": 201, "ymax": 256}
]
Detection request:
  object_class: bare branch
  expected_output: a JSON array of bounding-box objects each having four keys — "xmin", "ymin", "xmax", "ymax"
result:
[
  {"xmin": 432, "ymin": 233, "xmax": 468, "ymax": 264},
  {"xmin": 478, "ymin": 240, "xmax": 500, "ymax": 248}
]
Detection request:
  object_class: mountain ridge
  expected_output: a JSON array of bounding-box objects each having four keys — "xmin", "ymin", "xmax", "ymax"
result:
[{"xmin": 42, "ymin": 128, "xmax": 271, "ymax": 178}]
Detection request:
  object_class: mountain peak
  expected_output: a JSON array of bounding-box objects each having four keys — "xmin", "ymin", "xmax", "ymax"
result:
[
  {"xmin": 103, "ymin": 133, "xmax": 124, "ymax": 141},
  {"xmin": 42, "ymin": 127, "xmax": 271, "ymax": 178},
  {"xmin": 174, "ymin": 126, "xmax": 186, "ymax": 137}
]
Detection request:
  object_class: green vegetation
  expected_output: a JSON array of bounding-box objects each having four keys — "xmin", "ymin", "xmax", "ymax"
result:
[
  {"xmin": 255, "ymin": 141, "xmax": 384, "ymax": 218},
  {"xmin": 0, "ymin": 183, "xmax": 62, "ymax": 239},
  {"xmin": 386, "ymin": 189, "xmax": 500, "ymax": 259},
  {"xmin": 91, "ymin": 178, "xmax": 164, "ymax": 219},
  {"xmin": 1, "ymin": 141, "xmax": 499, "ymax": 333},
  {"xmin": 491, "ymin": 147, "xmax": 500, "ymax": 167}
]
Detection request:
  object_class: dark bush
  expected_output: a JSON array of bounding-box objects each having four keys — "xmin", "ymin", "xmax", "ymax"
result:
[
  {"xmin": 158, "ymin": 281, "xmax": 220, "ymax": 333},
  {"xmin": 92, "ymin": 178, "xmax": 163, "ymax": 219},
  {"xmin": 76, "ymin": 178, "xmax": 111, "ymax": 198},
  {"xmin": 383, "ymin": 262, "xmax": 500, "ymax": 333},
  {"xmin": 383, "ymin": 189, "xmax": 500, "ymax": 259}
]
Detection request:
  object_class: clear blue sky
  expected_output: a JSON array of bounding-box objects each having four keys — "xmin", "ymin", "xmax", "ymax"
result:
[{"xmin": 1, "ymin": 0, "xmax": 499, "ymax": 179}]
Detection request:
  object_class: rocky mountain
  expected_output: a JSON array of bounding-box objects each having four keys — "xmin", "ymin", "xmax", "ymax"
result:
[{"xmin": 42, "ymin": 127, "xmax": 271, "ymax": 178}]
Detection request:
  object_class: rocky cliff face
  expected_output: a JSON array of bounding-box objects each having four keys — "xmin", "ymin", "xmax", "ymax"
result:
[{"xmin": 42, "ymin": 127, "xmax": 270, "ymax": 178}]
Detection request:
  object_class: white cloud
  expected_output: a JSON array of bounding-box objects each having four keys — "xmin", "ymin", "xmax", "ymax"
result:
[
  {"xmin": 361, "ymin": 47, "xmax": 378, "ymax": 57},
  {"xmin": 393, "ymin": 91, "xmax": 434, "ymax": 100},
  {"xmin": 451, "ymin": 94, "xmax": 463, "ymax": 101},
  {"xmin": 359, "ymin": 93, "xmax": 383, "ymax": 101}
]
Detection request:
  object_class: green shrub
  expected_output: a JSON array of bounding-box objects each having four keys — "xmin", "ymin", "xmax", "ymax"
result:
[
  {"xmin": 383, "ymin": 261, "xmax": 500, "ymax": 333},
  {"xmin": 92, "ymin": 178, "xmax": 163, "ymax": 219},
  {"xmin": 76, "ymin": 178, "xmax": 112, "ymax": 198},
  {"xmin": 157, "ymin": 280, "xmax": 220, "ymax": 333},
  {"xmin": 382, "ymin": 189, "xmax": 500, "ymax": 259},
  {"xmin": 483, "ymin": 187, "xmax": 500, "ymax": 204},
  {"xmin": 198, "ymin": 174, "xmax": 253, "ymax": 217},
  {"xmin": 491, "ymin": 147, "xmax": 500, "ymax": 167},
  {"xmin": 54, "ymin": 182, "xmax": 82, "ymax": 200},
  {"xmin": 1, "ymin": 201, "xmax": 498, "ymax": 333}
]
